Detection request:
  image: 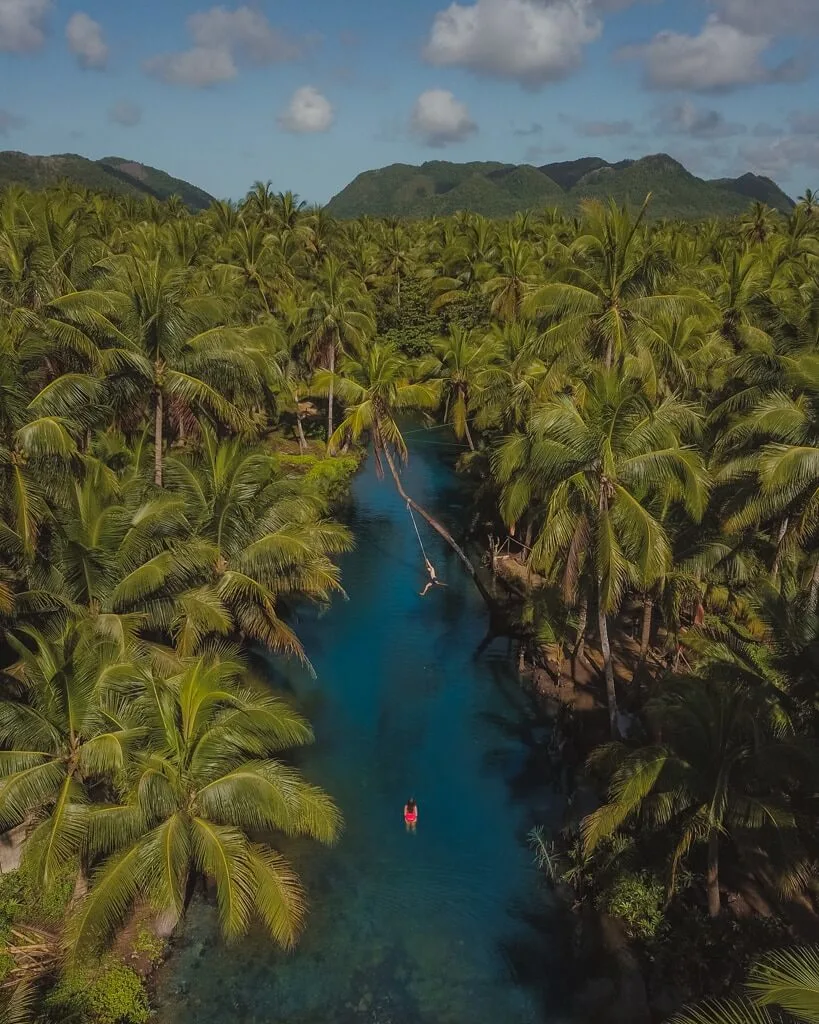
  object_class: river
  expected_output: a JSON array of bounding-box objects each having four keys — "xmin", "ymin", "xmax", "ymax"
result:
[{"xmin": 154, "ymin": 436, "xmax": 571, "ymax": 1023}]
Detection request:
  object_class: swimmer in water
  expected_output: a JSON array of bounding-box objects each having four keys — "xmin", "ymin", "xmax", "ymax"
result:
[{"xmin": 403, "ymin": 798, "xmax": 418, "ymax": 832}]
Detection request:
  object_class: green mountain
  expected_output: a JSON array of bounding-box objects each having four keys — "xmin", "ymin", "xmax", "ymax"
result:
[
  {"xmin": 327, "ymin": 154, "xmax": 795, "ymax": 220},
  {"xmin": 709, "ymin": 172, "xmax": 795, "ymax": 210},
  {"xmin": 0, "ymin": 151, "xmax": 214, "ymax": 210}
]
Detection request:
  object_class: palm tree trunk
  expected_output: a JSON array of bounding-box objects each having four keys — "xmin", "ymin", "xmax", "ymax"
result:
[
  {"xmin": 598, "ymin": 594, "xmax": 620, "ymax": 738},
  {"xmin": 296, "ymin": 413, "xmax": 308, "ymax": 453},
  {"xmin": 706, "ymin": 832, "xmax": 721, "ymax": 917},
  {"xmin": 154, "ymin": 388, "xmax": 164, "ymax": 487},
  {"xmin": 377, "ymin": 424, "xmax": 496, "ymax": 611},
  {"xmin": 574, "ymin": 595, "xmax": 588, "ymax": 663},
  {"xmin": 640, "ymin": 597, "xmax": 653, "ymax": 659},
  {"xmin": 327, "ymin": 344, "xmax": 335, "ymax": 443},
  {"xmin": 463, "ymin": 419, "xmax": 476, "ymax": 452}
]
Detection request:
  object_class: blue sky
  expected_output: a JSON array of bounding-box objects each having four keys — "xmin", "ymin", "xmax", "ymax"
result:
[{"xmin": 1, "ymin": 0, "xmax": 817, "ymax": 202}]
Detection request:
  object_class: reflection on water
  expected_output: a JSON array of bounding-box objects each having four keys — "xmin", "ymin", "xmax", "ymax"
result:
[{"xmin": 154, "ymin": 441, "xmax": 572, "ymax": 1023}]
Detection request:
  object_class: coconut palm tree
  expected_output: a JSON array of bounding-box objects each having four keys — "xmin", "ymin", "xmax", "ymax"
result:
[
  {"xmin": 582, "ymin": 669, "xmax": 804, "ymax": 917},
  {"xmin": 67, "ymin": 656, "xmax": 341, "ymax": 953},
  {"xmin": 524, "ymin": 197, "xmax": 709, "ymax": 371},
  {"xmin": 672, "ymin": 945, "xmax": 819, "ymax": 1023},
  {"xmin": 164, "ymin": 426, "xmax": 351, "ymax": 659},
  {"xmin": 425, "ymin": 325, "xmax": 502, "ymax": 450},
  {"xmin": 492, "ymin": 369, "xmax": 707, "ymax": 735},
  {"xmin": 299, "ymin": 255, "xmax": 375, "ymax": 441},
  {"xmin": 102, "ymin": 246, "xmax": 259, "ymax": 486},
  {"xmin": 0, "ymin": 624, "xmax": 144, "ymax": 887}
]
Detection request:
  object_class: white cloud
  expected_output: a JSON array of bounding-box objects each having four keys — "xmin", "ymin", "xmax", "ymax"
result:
[
  {"xmin": 712, "ymin": 0, "xmax": 819, "ymax": 36},
  {"xmin": 410, "ymin": 89, "xmax": 477, "ymax": 147},
  {"xmin": 620, "ymin": 15, "xmax": 800, "ymax": 91},
  {"xmin": 0, "ymin": 0, "xmax": 51, "ymax": 53},
  {"xmin": 145, "ymin": 5, "xmax": 300, "ymax": 88},
  {"xmin": 66, "ymin": 12, "xmax": 107, "ymax": 70},
  {"xmin": 660, "ymin": 101, "xmax": 746, "ymax": 138},
  {"xmin": 0, "ymin": 108, "xmax": 25, "ymax": 134},
  {"xmin": 424, "ymin": 0, "xmax": 602, "ymax": 87},
  {"xmin": 187, "ymin": 5, "xmax": 300, "ymax": 63},
  {"xmin": 278, "ymin": 86, "xmax": 334, "ymax": 134},
  {"xmin": 145, "ymin": 45, "xmax": 236, "ymax": 87},
  {"xmin": 108, "ymin": 100, "xmax": 142, "ymax": 127}
]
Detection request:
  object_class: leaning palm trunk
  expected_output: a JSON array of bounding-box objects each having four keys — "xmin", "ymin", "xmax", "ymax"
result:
[{"xmin": 376, "ymin": 422, "xmax": 495, "ymax": 610}]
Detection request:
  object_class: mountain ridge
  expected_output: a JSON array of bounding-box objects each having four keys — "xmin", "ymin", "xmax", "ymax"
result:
[
  {"xmin": 326, "ymin": 154, "xmax": 795, "ymax": 220},
  {"xmin": 0, "ymin": 151, "xmax": 214, "ymax": 210}
]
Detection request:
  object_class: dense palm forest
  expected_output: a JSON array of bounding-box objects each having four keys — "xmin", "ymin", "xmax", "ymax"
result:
[{"xmin": 1, "ymin": 179, "xmax": 819, "ymax": 1022}]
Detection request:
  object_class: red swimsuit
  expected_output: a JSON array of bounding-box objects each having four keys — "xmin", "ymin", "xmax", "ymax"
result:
[{"xmin": 404, "ymin": 806, "xmax": 417, "ymax": 824}]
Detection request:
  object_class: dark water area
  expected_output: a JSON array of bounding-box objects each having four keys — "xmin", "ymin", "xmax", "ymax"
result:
[{"xmin": 155, "ymin": 437, "xmax": 572, "ymax": 1024}]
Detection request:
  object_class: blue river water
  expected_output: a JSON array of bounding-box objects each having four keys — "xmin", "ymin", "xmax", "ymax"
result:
[{"xmin": 154, "ymin": 438, "xmax": 571, "ymax": 1023}]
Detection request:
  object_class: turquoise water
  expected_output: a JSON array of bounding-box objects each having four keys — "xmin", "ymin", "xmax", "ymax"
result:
[{"xmin": 155, "ymin": 440, "xmax": 570, "ymax": 1023}]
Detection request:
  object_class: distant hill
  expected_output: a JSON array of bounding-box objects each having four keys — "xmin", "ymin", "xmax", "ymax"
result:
[
  {"xmin": 327, "ymin": 154, "xmax": 795, "ymax": 220},
  {"xmin": 0, "ymin": 151, "xmax": 214, "ymax": 210}
]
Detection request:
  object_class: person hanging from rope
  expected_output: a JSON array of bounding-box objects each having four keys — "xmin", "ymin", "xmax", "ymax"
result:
[
  {"xmin": 407, "ymin": 500, "xmax": 447, "ymax": 597},
  {"xmin": 420, "ymin": 557, "xmax": 447, "ymax": 597}
]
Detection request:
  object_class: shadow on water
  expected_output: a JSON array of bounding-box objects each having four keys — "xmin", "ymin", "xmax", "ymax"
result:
[{"xmin": 154, "ymin": 436, "xmax": 572, "ymax": 1024}]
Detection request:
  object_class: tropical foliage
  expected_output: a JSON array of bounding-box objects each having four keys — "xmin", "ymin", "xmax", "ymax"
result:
[{"xmin": 1, "ymin": 176, "xmax": 819, "ymax": 1020}]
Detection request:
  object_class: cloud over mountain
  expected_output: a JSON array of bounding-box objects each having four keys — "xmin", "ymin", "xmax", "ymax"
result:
[
  {"xmin": 278, "ymin": 86, "xmax": 334, "ymax": 134},
  {"xmin": 410, "ymin": 89, "xmax": 478, "ymax": 147}
]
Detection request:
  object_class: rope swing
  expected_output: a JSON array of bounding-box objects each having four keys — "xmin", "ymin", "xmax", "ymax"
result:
[{"xmin": 407, "ymin": 501, "xmax": 429, "ymax": 563}]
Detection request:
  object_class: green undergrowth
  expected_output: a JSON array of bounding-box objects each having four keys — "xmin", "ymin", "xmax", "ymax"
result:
[{"xmin": 0, "ymin": 864, "xmax": 152, "ymax": 1024}]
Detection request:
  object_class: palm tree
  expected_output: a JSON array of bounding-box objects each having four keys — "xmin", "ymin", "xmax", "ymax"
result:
[
  {"xmin": 0, "ymin": 624, "xmax": 143, "ymax": 887},
  {"xmin": 102, "ymin": 247, "xmax": 258, "ymax": 486},
  {"xmin": 300, "ymin": 256, "xmax": 374, "ymax": 441},
  {"xmin": 493, "ymin": 369, "xmax": 707, "ymax": 735},
  {"xmin": 797, "ymin": 188, "xmax": 817, "ymax": 217},
  {"xmin": 164, "ymin": 427, "xmax": 351, "ymax": 659},
  {"xmin": 425, "ymin": 325, "xmax": 502, "ymax": 451},
  {"xmin": 741, "ymin": 202, "xmax": 777, "ymax": 246},
  {"xmin": 524, "ymin": 197, "xmax": 709, "ymax": 371},
  {"xmin": 482, "ymin": 232, "xmax": 539, "ymax": 321},
  {"xmin": 582, "ymin": 670, "xmax": 803, "ymax": 917},
  {"xmin": 68, "ymin": 656, "xmax": 341, "ymax": 953},
  {"xmin": 672, "ymin": 945, "xmax": 819, "ymax": 1023}
]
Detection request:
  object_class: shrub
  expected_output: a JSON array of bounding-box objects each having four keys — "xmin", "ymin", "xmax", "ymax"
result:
[
  {"xmin": 47, "ymin": 958, "xmax": 150, "ymax": 1024},
  {"xmin": 133, "ymin": 927, "xmax": 166, "ymax": 966},
  {"xmin": 598, "ymin": 872, "xmax": 665, "ymax": 940},
  {"xmin": 0, "ymin": 861, "xmax": 74, "ymax": 929}
]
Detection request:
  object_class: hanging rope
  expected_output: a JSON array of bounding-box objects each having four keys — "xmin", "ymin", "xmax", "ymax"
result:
[{"xmin": 406, "ymin": 501, "xmax": 429, "ymax": 563}]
